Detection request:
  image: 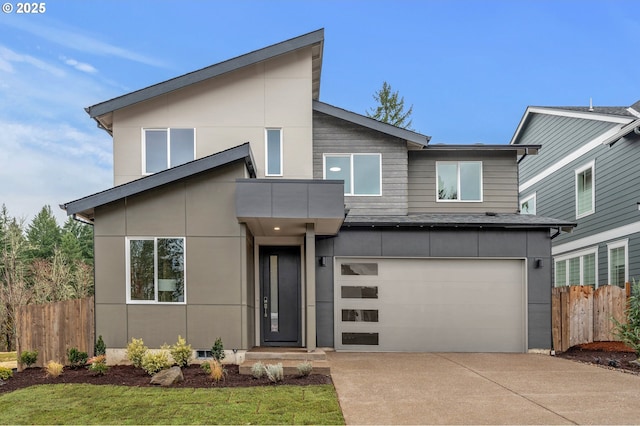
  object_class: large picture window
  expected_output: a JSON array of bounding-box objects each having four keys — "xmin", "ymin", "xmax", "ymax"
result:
[
  {"xmin": 144, "ymin": 128, "xmax": 195, "ymax": 174},
  {"xmin": 608, "ymin": 240, "xmax": 628, "ymax": 287},
  {"xmin": 324, "ymin": 154, "xmax": 381, "ymax": 196},
  {"xmin": 575, "ymin": 161, "xmax": 595, "ymax": 218},
  {"xmin": 437, "ymin": 161, "xmax": 482, "ymax": 201},
  {"xmin": 554, "ymin": 247, "xmax": 597, "ymax": 287},
  {"xmin": 127, "ymin": 237, "xmax": 185, "ymax": 303}
]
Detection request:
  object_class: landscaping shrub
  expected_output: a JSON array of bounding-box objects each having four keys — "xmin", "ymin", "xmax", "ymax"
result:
[
  {"xmin": 141, "ymin": 349, "xmax": 171, "ymax": 375},
  {"xmin": 126, "ymin": 338, "xmax": 148, "ymax": 368},
  {"xmin": 250, "ymin": 361, "xmax": 265, "ymax": 379},
  {"xmin": 207, "ymin": 359, "xmax": 226, "ymax": 382},
  {"xmin": 95, "ymin": 335, "xmax": 106, "ymax": 356},
  {"xmin": 19, "ymin": 350, "xmax": 38, "ymax": 368},
  {"xmin": 614, "ymin": 279, "xmax": 640, "ymax": 357},
  {"xmin": 264, "ymin": 363, "xmax": 284, "ymax": 383},
  {"xmin": 67, "ymin": 347, "xmax": 88, "ymax": 369},
  {"xmin": 87, "ymin": 355, "xmax": 108, "ymax": 376},
  {"xmin": 170, "ymin": 335, "xmax": 192, "ymax": 368},
  {"xmin": 45, "ymin": 361, "xmax": 64, "ymax": 378},
  {"xmin": 211, "ymin": 337, "xmax": 225, "ymax": 363},
  {"xmin": 0, "ymin": 366, "xmax": 13, "ymax": 380},
  {"xmin": 297, "ymin": 361, "xmax": 313, "ymax": 377}
]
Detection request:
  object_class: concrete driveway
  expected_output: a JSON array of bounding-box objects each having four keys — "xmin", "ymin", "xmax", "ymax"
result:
[{"xmin": 328, "ymin": 352, "xmax": 640, "ymax": 425}]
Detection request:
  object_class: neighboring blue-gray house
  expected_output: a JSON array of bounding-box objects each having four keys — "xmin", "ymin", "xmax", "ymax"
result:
[{"xmin": 511, "ymin": 100, "xmax": 640, "ymax": 288}]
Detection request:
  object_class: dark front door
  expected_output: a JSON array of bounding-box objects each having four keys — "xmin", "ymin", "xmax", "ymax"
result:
[{"xmin": 260, "ymin": 246, "xmax": 301, "ymax": 346}]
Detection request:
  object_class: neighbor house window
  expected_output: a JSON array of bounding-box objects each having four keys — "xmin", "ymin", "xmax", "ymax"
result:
[
  {"xmin": 324, "ymin": 154, "xmax": 381, "ymax": 196},
  {"xmin": 144, "ymin": 128, "xmax": 195, "ymax": 174},
  {"xmin": 265, "ymin": 128, "xmax": 282, "ymax": 176},
  {"xmin": 127, "ymin": 237, "xmax": 185, "ymax": 303},
  {"xmin": 608, "ymin": 240, "xmax": 628, "ymax": 287},
  {"xmin": 575, "ymin": 161, "xmax": 595, "ymax": 218},
  {"xmin": 554, "ymin": 247, "xmax": 597, "ymax": 287},
  {"xmin": 520, "ymin": 193, "xmax": 536, "ymax": 215},
  {"xmin": 437, "ymin": 161, "xmax": 482, "ymax": 201}
]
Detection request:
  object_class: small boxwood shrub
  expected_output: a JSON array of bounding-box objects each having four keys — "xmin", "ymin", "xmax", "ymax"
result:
[
  {"xmin": 126, "ymin": 338, "xmax": 148, "ymax": 369},
  {"xmin": 67, "ymin": 347, "xmax": 88, "ymax": 369},
  {"xmin": 170, "ymin": 335, "xmax": 193, "ymax": 368},
  {"xmin": 19, "ymin": 350, "xmax": 38, "ymax": 368},
  {"xmin": 0, "ymin": 366, "xmax": 13, "ymax": 381}
]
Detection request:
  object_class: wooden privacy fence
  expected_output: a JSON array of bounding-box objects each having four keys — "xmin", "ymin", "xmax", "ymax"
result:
[
  {"xmin": 552, "ymin": 284, "xmax": 629, "ymax": 353},
  {"xmin": 16, "ymin": 296, "xmax": 94, "ymax": 371}
]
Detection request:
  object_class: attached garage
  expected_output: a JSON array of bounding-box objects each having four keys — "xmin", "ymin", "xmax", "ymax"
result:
[{"xmin": 334, "ymin": 257, "xmax": 527, "ymax": 352}]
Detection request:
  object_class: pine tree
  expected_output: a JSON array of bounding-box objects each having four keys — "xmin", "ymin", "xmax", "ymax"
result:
[
  {"xmin": 26, "ymin": 205, "xmax": 61, "ymax": 261},
  {"xmin": 366, "ymin": 81, "xmax": 414, "ymax": 130}
]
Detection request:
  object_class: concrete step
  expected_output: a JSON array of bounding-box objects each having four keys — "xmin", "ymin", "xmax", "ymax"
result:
[
  {"xmin": 244, "ymin": 348, "xmax": 327, "ymax": 361},
  {"xmin": 239, "ymin": 359, "xmax": 330, "ymax": 376}
]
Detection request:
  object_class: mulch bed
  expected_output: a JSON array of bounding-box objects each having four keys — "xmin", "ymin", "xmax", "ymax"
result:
[
  {"xmin": 0, "ymin": 364, "xmax": 332, "ymax": 394},
  {"xmin": 556, "ymin": 341, "xmax": 640, "ymax": 375}
]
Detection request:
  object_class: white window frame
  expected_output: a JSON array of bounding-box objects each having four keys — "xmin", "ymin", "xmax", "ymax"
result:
[
  {"xmin": 142, "ymin": 128, "xmax": 196, "ymax": 175},
  {"xmin": 520, "ymin": 192, "xmax": 537, "ymax": 215},
  {"xmin": 575, "ymin": 160, "xmax": 595, "ymax": 219},
  {"xmin": 323, "ymin": 153, "xmax": 382, "ymax": 196},
  {"xmin": 125, "ymin": 236, "xmax": 187, "ymax": 304},
  {"xmin": 553, "ymin": 246, "xmax": 598, "ymax": 287},
  {"xmin": 436, "ymin": 161, "xmax": 483, "ymax": 202},
  {"xmin": 607, "ymin": 239, "xmax": 628, "ymax": 287},
  {"xmin": 265, "ymin": 128, "xmax": 283, "ymax": 177}
]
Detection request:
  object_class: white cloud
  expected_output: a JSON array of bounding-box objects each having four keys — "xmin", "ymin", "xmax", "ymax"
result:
[
  {"xmin": 0, "ymin": 45, "xmax": 66, "ymax": 77},
  {"xmin": 62, "ymin": 57, "xmax": 98, "ymax": 74},
  {"xmin": 3, "ymin": 18, "xmax": 166, "ymax": 68}
]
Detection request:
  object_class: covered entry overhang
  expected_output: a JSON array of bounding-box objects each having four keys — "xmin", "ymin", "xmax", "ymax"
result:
[{"xmin": 236, "ymin": 179, "xmax": 345, "ymax": 350}]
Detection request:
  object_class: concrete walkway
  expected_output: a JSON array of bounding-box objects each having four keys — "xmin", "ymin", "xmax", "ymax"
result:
[{"xmin": 328, "ymin": 352, "xmax": 640, "ymax": 425}]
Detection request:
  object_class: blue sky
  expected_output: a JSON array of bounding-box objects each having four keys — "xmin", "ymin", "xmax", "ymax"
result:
[{"xmin": 1, "ymin": 0, "xmax": 638, "ymax": 223}]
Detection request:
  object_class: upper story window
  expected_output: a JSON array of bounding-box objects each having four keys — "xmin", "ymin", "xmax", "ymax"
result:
[
  {"xmin": 554, "ymin": 247, "xmax": 597, "ymax": 287},
  {"xmin": 520, "ymin": 193, "xmax": 536, "ymax": 215},
  {"xmin": 575, "ymin": 161, "xmax": 595, "ymax": 218},
  {"xmin": 265, "ymin": 128, "xmax": 282, "ymax": 176},
  {"xmin": 144, "ymin": 128, "xmax": 195, "ymax": 174},
  {"xmin": 324, "ymin": 154, "xmax": 381, "ymax": 196},
  {"xmin": 127, "ymin": 237, "xmax": 185, "ymax": 304},
  {"xmin": 437, "ymin": 161, "xmax": 482, "ymax": 202},
  {"xmin": 608, "ymin": 239, "xmax": 628, "ymax": 287}
]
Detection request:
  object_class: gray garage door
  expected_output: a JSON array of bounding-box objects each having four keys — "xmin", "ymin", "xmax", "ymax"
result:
[{"xmin": 335, "ymin": 258, "xmax": 526, "ymax": 352}]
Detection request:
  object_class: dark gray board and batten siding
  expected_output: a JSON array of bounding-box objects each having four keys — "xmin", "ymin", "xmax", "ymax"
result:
[{"xmin": 313, "ymin": 111, "xmax": 409, "ymax": 216}]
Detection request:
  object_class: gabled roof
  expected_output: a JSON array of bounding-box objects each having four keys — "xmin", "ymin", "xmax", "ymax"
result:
[
  {"xmin": 510, "ymin": 100, "xmax": 640, "ymax": 145},
  {"xmin": 87, "ymin": 29, "xmax": 325, "ymax": 133},
  {"xmin": 313, "ymin": 100, "xmax": 431, "ymax": 147},
  {"xmin": 62, "ymin": 143, "xmax": 256, "ymax": 222}
]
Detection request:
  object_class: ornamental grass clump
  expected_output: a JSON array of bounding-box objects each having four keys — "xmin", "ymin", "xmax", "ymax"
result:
[
  {"xmin": 126, "ymin": 338, "xmax": 148, "ymax": 368},
  {"xmin": 264, "ymin": 362, "xmax": 284, "ymax": 383},
  {"xmin": 205, "ymin": 359, "xmax": 226, "ymax": 382},
  {"xmin": 19, "ymin": 350, "xmax": 38, "ymax": 368},
  {"xmin": 297, "ymin": 361, "xmax": 313, "ymax": 377},
  {"xmin": 250, "ymin": 361, "xmax": 265, "ymax": 379},
  {"xmin": 141, "ymin": 349, "xmax": 171, "ymax": 375},
  {"xmin": 45, "ymin": 360, "xmax": 64, "ymax": 378},
  {"xmin": 170, "ymin": 335, "xmax": 193, "ymax": 368}
]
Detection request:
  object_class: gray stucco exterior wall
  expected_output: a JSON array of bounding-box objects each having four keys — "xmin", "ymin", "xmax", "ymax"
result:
[{"xmin": 315, "ymin": 227, "xmax": 553, "ymax": 349}]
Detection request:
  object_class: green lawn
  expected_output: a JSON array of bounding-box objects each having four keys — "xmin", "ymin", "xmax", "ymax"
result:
[
  {"xmin": 0, "ymin": 352, "xmax": 16, "ymax": 362},
  {"xmin": 0, "ymin": 383, "xmax": 344, "ymax": 425}
]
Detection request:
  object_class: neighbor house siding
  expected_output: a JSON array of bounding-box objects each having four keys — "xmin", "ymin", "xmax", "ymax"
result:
[
  {"xmin": 515, "ymin": 113, "xmax": 618, "ymax": 182},
  {"xmin": 408, "ymin": 150, "xmax": 518, "ymax": 214},
  {"xmin": 315, "ymin": 228, "xmax": 553, "ymax": 349},
  {"xmin": 111, "ymin": 48, "xmax": 314, "ymax": 185},
  {"xmin": 312, "ymin": 111, "xmax": 409, "ymax": 215},
  {"xmin": 93, "ymin": 162, "xmax": 253, "ymax": 351}
]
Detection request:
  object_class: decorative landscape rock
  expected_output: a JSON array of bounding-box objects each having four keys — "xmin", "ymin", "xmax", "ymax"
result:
[{"xmin": 150, "ymin": 366, "xmax": 183, "ymax": 386}]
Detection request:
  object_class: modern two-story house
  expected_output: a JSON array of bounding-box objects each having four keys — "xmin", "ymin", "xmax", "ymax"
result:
[
  {"xmin": 63, "ymin": 29, "xmax": 573, "ymax": 360},
  {"xmin": 511, "ymin": 101, "xmax": 640, "ymax": 288}
]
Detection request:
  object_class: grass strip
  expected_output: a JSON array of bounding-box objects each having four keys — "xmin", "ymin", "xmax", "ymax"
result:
[
  {"xmin": 0, "ymin": 352, "xmax": 16, "ymax": 362},
  {"xmin": 0, "ymin": 383, "xmax": 344, "ymax": 425}
]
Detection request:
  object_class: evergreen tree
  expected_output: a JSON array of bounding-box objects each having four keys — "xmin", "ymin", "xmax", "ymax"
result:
[
  {"xmin": 366, "ymin": 81, "xmax": 414, "ymax": 130},
  {"xmin": 62, "ymin": 217, "xmax": 93, "ymax": 264},
  {"xmin": 26, "ymin": 205, "xmax": 61, "ymax": 261}
]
